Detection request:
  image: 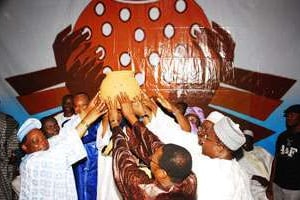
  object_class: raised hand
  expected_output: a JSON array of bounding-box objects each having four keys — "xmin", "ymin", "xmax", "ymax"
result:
[
  {"xmin": 106, "ymin": 98, "xmax": 120, "ymax": 128},
  {"xmin": 156, "ymin": 93, "xmax": 176, "ymax": 113},
  {"xmin": 141, "ymin": 89, "xmax": 157, "ymax": 114},
  {"xmin": 117, "ymin": 92, "xmax": 138, "ymax": 125},
  {"xmin": 156, "ymin": 92, "xmax": 191, "ymax": 132},
  {"xmin": 85, "ymin": 97, "xmax": 107, "ymax": 124},
  {"xmin": 132, "ymin": 96, "xmax": 147, "ymax": 117},
  {"xmin": 77, "ymin": 97, "xmax": 107, "ymax": 138},
  {"xmin": 87, "ymin": 95, "xmax": 107, "ymax": 121}
]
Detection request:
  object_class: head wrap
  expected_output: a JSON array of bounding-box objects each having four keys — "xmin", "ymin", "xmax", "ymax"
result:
[
  {"xmin": 185, "ymin": 106, "xmax": 205, "ymax": 123},
  {"xmin": 17, "ymin": 118, "xmax": 41, "ymax": 142},
  {"xmin": 206, "ymin": 111, "xmax": 225, "ymax": 124},
  {"xmin": 213, "ymin": 117, "xmax": 246, "ymax": 151}
]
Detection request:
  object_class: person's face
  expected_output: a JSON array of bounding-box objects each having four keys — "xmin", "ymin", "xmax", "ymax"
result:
[
  {"xmin": 21, "ymin": 129, "xmax": 49, "ymax": 154},
  {"xmin": 62, "ymin": 97, "xmax": 74, "ymax": 113},
  {"xmin": 74, "ymin": 96, "xmax": 89, "ymax": 114},
  {"xmin": 43, "ymin": 119, "xmax": 60, "ymax": 138},
  {"xmin": 186, "ymin": 114, "xmax": 201, "ymax": 127},
  {"xmin": 197, "ymin": 120, "xmax": 214, "ymax": 145},
  {"xmin": 199, "ymin": 127, "xmax": 222, "ymax": 158},
  {"xmin": 285, "ymin": 112, "xmax": 300, "ymax": 128}
]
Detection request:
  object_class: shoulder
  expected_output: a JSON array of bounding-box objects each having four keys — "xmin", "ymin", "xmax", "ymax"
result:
[
  {"xmin": 54, "ymin": 112, "xmax": 63, "ymax": 118},
  {"xmin": 276, "ymin": 131, "xmax": 289, "ymax": 141}
]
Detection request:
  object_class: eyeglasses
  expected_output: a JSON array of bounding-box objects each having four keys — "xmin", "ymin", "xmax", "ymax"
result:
[
  {"xmin": 201, "ymin": 134, "xmax": 215, "ymax": 142},
  {"xmin": 200, "ymin": 133, "xmax": 223, "ymax": 146}
]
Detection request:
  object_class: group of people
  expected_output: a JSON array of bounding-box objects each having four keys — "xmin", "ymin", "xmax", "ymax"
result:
[{"xmin": 3, "ymin": 88, "xmax": 300, "ymax": 200}]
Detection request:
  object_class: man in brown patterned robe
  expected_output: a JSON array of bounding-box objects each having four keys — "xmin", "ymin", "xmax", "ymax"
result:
[{"xmin": 108, "ymin": 93, "xmax": 197, "ymax": 200}]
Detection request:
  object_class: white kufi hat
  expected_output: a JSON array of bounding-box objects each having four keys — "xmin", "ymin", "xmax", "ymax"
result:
[
  {"xmin": 17, "ymin": 118, "xmax": 41, "ymax": 142},
  {"xmin": 213, "ymin": 117, "xmax": 246, "ymax": 151}
]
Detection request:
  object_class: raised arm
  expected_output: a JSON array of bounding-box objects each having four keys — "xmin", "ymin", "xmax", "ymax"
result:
[
  {"xmin": 76, "ymin": 96, "xmax": 107, "ymax": 138},
  {"xmin": 116, "ymin": 93, "xmax": 162, "ymax": 164},
  {"xmin": 156, "ymin": 93, "xmax": 191, "ymax": 132},
  {"xmin": 106, "ymin": 97, "xmax": 151, "ymax": 199}
]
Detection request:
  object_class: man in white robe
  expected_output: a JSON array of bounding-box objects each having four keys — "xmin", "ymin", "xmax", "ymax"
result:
[
  {"xmin": 96, "ymin": 114, "xmax": 123, "ymax": 200},
  {"xmin": 143, "ymin": 94, "xmax": 253, "ymax": 199},
  {"xmin": 18, "ymin": 98, "xmax": 107, "ymax": 200},
  {"xmin": 238, "ymin": 130, "xmax": 273, "ymax": 200}
]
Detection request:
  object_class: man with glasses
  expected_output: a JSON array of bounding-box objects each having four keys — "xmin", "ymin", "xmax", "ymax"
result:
[{"xmin": 196, "ymin": 116, "xmax": 253, "ymax": 200}]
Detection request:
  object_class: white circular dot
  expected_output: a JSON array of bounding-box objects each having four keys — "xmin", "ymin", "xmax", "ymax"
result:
[
  {"xmin": 135, "ymin": 73, "xmax": 145, "ymax": 86},
  {"xmin": 103, "ymin": 66, "xmax": 112, "ymax": 74},
  {"xmin": 120, "ymin": 8, "xmax": 131, "ymax": 22},
  {"xmin": 164, "ymin": 24, "xmax": 175, "ymax": 39},
  {"xmin": 102, "ymin": 22, "xmax": 112, "ymax": 36},
  {"xmin": 175, "ymin": 0, "xmax": 187, "ymax": 13},
  {"xmin": 149, "ymin": 7, "xmax": 160, "ymax": 21},
  {"xmin": 82, "ymin": 27, "xmax": 92, "ymax": 40},
  {"xmin": 149, "ymin": 52, "xmax": 160, "ymax": 66},
  {"xmin": 95, "ymin": 2, "xmax": 105, "ymax": 16},
  {"xmin": 96, "ymin": 46, "xmax": 106, "ymax": 60},
  {"xmin": 120, "ymin": 52, "xmax": 131, "ymax": 66},
  {"xmin": 134, "ymin": 28, "xmax": 145, "ymax": 42},
  {"xmin": 190, "ymin": 24, "xmax": 202, "ymax": 38}
]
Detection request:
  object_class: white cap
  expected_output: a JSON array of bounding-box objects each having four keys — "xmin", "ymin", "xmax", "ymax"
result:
[
  {"xmin": 17, "ymin": 118, "xmax": 41, "ymax": 142},
  {"xmin": 206, "ymin": 111, "xmax": 225, "ymax": 124},
  {"xmin": 213, "ymin": 117, "xmax": 246, "ymax": 151},
  {"xmin": 243, "ymin": 129, "xmax": 254, "ymax": 137}
]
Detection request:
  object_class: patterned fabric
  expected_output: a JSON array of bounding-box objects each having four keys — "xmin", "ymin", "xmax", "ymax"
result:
[
  {"xmin": 112, "ymin": 121, "xmax": 197, "ymax": 200},
  {"xmin": 19, "ymin": 127, "xmax": 86, "ymax": 200},
  {"xmin": 0, "ymin": 112, "xmax": 19, "ymax": 200}
]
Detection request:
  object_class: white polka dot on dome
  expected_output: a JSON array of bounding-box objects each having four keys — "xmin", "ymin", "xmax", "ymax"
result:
[
  {"xmin": 102, "ymin": 22, "xmax": 112, "ymax": 37},
  {"xmin": 175, "ymin": 0, "xmax": 187, "ymax": 13},
  {"xmin": 120, "ymin": 52, "xmax": 131, "ymax": 67},
  {"xmin": 82, "ymin": 27, "xmax": 92, "ymax": 40},
  {"xmin": 164, "ymin": 24, "xmax": 175, "ymax": 39},
  {"xmin": 190, "ymin": 23, "xmax": 202, "ymax": 38},
  {"xmin": 135, "ymin": 73, "xmax": 145, "ymax": 86},
  {"xmin": 134, "ymin": 28, "xmax": 145, "ymax": 42},
  {"xmin": 103, "ymin": 66, "xmax": 112, "ymax": 74},
  {"xmin": 96, "ymin": 46, "xmax": 106, "ymax": 60},
  {"xmin": 149, "ymin": 52, "xmax": 160, "ymax": 66},
  {"xmin": 149, "ymin": 7, "xmax": 160, "ymax": 21},
  {"xmin": 120, "ymin": 8, "xmax": 131, "ymax": 22},
  {"xmin": 95, "ymin": 2, "xmax": 105, "ymax": 16}
]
